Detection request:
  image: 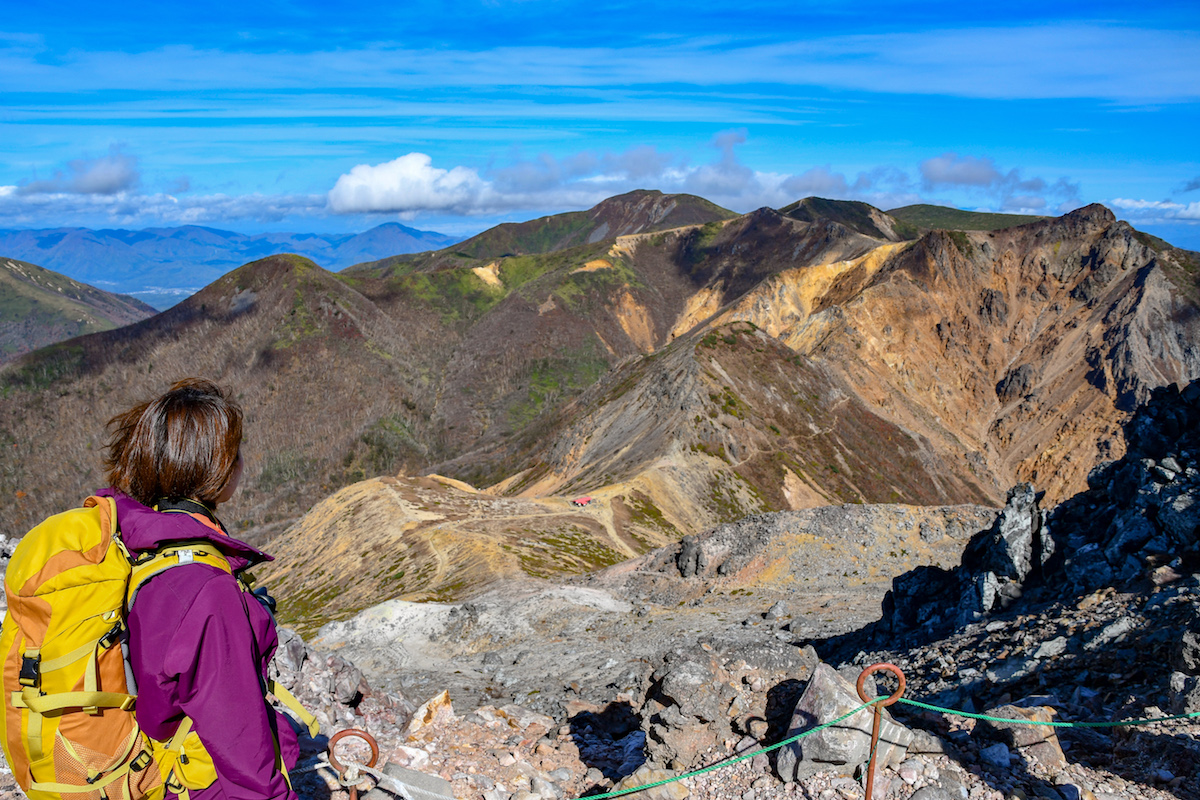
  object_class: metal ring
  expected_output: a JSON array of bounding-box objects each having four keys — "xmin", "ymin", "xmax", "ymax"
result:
[
  {"xmin": 327, "ymin": 728, "xmax": 380, "ymax": 774},
  {"xmin": 856, "ymin": 663, "xmax": 906, "ymax": 707}
]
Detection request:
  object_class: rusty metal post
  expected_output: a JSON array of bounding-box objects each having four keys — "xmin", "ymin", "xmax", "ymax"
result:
[
  {"xmin": 856, "ymin": 663, "xmax": 906, "ymax": 800},
  {"xmin": 328, "ymin": 728, "xmax": 380, "ymax": 800}
]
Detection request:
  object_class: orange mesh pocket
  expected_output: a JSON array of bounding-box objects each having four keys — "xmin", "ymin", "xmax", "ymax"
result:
[{"xmin": 31, "ymin": 727, "xmax": 162, "ymax": 800}]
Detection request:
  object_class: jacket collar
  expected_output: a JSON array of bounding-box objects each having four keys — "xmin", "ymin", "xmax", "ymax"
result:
[{"xmin": 97, "ymin": 488, "xmax": 273, "ymax": 571}]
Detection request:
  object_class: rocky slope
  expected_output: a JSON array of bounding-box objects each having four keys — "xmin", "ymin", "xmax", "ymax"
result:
[
  {"xmin": 0, "ymin": 257, "xmax": 156, "ymax": 364},
  {"xmin": 282, "ymin": 377, "xmax": 1198, "ymax": 800}
]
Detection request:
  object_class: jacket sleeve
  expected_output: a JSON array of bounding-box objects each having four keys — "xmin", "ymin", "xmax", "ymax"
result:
[{"xmin": 162, "ymin": 574, "xmax": 296, "ymax": 800}]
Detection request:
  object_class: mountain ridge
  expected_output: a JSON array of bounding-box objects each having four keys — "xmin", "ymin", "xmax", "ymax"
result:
[{"xmin": 0, "ymin": 257, "xmax": 156, "ymax": 365}]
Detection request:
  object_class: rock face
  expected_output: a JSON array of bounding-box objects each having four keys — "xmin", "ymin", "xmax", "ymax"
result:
[{"xmin": 881, "ymin": 484, "xmax": 1049, "ymax": 639}]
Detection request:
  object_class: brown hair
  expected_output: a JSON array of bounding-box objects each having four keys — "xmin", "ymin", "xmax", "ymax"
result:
[{"xmin": 105, "ymin": 378, "xmax": 243, "ymax": 507}]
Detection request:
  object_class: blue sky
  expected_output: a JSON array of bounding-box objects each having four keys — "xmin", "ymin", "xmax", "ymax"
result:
[{"xmin": 2, "ymin": 1, "xmax": 1198, "ymax": 248}]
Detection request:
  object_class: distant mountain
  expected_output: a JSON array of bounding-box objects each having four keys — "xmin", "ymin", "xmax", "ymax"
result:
[
  {"xmin": 354, "ymin": 189, "xmax": 736, "ymax": 275},
  {"xmin": 0, "ymin": 257, "xmax": 156, "ymax": 364},
  {"xmin": 0, "ymin": 222, "xmax": 459, "ymax": 308},
  {"xmin": 887, "ymin": 204, "xmax": 1049, "ymax": 232}
]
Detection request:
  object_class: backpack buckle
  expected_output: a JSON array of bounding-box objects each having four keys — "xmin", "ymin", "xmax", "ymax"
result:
[
  {"xmin": 18, "ymin": 654, "xmax": 40, "ymax": 688},
  {"xmin": 130, "ymin": 751, "xmax": 152, "ymax": 772},
  {"xmin": 98, "ymin": 623, "xmax": 123, "ymax": 650}
]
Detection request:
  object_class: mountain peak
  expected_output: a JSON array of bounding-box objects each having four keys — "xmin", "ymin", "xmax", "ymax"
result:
[
  {"xmin": 1061, "ymin": 202, "xmax": 1116, "ymax": 226},
  {"xmin": 779, "ymin": 196, "xmax": 911, "ymax": 242}
]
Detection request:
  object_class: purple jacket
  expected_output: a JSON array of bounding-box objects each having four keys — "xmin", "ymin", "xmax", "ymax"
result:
[{"xmin": 101, "ymin": 490, "xmax": 300, "ymax": 800}]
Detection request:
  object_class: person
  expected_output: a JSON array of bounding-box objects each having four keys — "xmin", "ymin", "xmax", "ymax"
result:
[{"xmin": 101, "ymin": 378, "xmax": 298, "ymax": 800}]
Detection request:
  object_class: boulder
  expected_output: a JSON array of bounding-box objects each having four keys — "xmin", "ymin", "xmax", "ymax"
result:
[
  {"xmin": 775, "ymin": 663, "xmax": 912, "ymax": 781},
  {"xmin": 974, "ymin": 704, "xmax": 1067, "ymax": 770}
]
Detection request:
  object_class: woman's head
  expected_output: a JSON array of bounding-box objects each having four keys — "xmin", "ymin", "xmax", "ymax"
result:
[{"xmin": 105, "ymin": 378, "xmax": 243, "ymax": 507}]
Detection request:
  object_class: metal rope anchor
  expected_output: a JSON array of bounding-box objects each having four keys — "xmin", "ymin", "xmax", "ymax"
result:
[
  {"xmin": 856, "ymin": 663, "xmax": 906, "ymax": 800},
  {"xmin": 328, "ymin": 728, "xmax": 380, "ymax": 800}
]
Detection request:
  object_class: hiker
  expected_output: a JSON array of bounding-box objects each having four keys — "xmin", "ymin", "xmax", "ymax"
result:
[{"xmin": 102, "ymin": 378, "xmax": 299, "ymax": 800}]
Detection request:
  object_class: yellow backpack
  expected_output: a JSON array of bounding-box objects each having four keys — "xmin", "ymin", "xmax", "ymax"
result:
[{"xmin": 0, "ymin": 495, "xmax": 317, "ymax": 800}]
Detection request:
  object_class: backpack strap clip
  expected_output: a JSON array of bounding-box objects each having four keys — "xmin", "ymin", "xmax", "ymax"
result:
[{"xmin": 18, "ymin": 650, "xmax": 40, "ymax": 688}]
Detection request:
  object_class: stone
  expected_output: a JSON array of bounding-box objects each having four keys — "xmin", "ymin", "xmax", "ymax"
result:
[
  {"xmin": 1175, "ymin": 628, "xmax": 1200, "ymax": 673},
  {"xmin": 497, "ymin": 705, "xmax": 555, "ymax": 732},
  {"xmin": 1157, "ymin": 488, "xmax": 1200, "ymax": 546},
  {"xmin": 613, "ymin": 766, "xmax": 689, "ymax": 800},
  {"xmin": 405, "ymin": 691, "xmax": 455, "ymax": 738},
  {"xmin": 1168, "ymin": 672, "xmax": 1200, "ymax": 714},
  {"xmin": 775, "ymin": 663, "xmax": 912, "ymax": 782},
  {"xmin": 1033, "ymin": 637, "xmax": 1068, "ymax": 659},
  {"xmin": 910, "ymin": 789, "xmax": 959, "ymax": 800},
  {"xmin": 656, "ymin": 659, "xmax": 725, "ymax": 723},
  {"xmin": 361, "ymin": 763, "xmax": 456, "ymax": 800},
  {"xmin": 1101, "ymin": 514, "xmax": 1155, "ymax": 565},
  {"xmin": 978, "ymin": 742, "xmax": 1012, "ymax": 768},
  {"xmin": 964, "ymin": 483, "xmax": 1050, "ymax": 584},
  {"xmin": 676, "ymin": 536, "xmax": 706, "ymax": 578}
]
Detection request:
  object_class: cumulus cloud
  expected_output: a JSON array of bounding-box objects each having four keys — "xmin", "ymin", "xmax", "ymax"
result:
[
  {"xmin": 327, "ymin": 153, "xmax": 487, "ymax": 214},
  {"xmin": 19, "ymin": 146, "xmax": 139, "ymax": 196}
]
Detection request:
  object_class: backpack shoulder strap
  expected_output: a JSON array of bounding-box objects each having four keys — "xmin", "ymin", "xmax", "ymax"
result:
[{"xmin": 127, "ymin": 544, "xmax": 236, "ymax": 609}]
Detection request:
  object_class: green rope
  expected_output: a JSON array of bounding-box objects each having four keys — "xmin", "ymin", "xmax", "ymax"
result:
[
  {"xmin": 579, "ymin": 699, "xmax": 879, "ymax": 799},
  {"xmin": 576, "ymin": 690, "xmax": 1200, "ymax": 800},
  {"xmin": 899, "ymin": 697, "xmax": 1200, "ymax": 728}
]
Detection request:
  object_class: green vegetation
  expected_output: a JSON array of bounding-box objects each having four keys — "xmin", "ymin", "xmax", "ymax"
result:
[
  {"xmin": 359, "ymin": 414, "xmax": 423, "ymax": 475},
  {"xmin": 627, "ymin": 491, "xmax": 679, "ymax": 536},
  {"xmin": 392, "ymin": 268, "xmax": 506, "ymax": 324},
  {"xmin": 507, "ymin": 338, "xmax": 609, "ymax": 428},
  {"xmin": 947, "ymin": 231, "xmax": 975, "ymax": 257},
  {"xmin": 507, "ymin": 525, "xmax": 625, "ymax": 579},
  {"xmin": 273, "ymin": 288, "xmax": 321, "ymax": 347},
  {"xmin": 257, "ymin": 450, "xmax": 317, "ymax": 493},
  {"xmin": 888, "ymin": 204, "xmax": 1048, "ymax": 232}
]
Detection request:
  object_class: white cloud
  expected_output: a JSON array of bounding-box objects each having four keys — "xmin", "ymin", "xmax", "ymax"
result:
[
  {"xmin": 327, "ymin": 153, "xmax": 487, "ymax": 214},
  {"xmin": 19, "ymin": 146, "xmax": 140, "ymax": 196},
  {"xmin": 917, "ymin": 153, "xmax": 1079, "ymax": 216},
  {"xmin": 0, "ymin": 188, "xmax": 326, "ymax": 227},
  {"xmin": 1111, "ymin": 198, "xmax": 1200, "ymax": 222}
]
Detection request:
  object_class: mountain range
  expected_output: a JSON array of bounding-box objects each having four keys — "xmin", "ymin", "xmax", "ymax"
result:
[
  {"xmin": 2, "ymin": 189, "xmax": 1198, "ymax": 634},
  {"xmin": 0, "ymin": 221, "xmax": 458, "ymax": 308}
]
